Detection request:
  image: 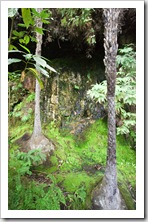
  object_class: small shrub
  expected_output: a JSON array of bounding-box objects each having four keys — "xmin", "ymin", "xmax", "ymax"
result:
[
  {"xmin": 12, "ymin": 92, "xmax": 35, "ymax": 122},
  {"xmin": 87, "ymin": 44, "xmax": 136, "ymax": 146}
]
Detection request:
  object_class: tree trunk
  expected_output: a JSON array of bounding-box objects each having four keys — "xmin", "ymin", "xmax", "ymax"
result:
[
  {"xmin": 32, "ymin": 8, "xmax": 43, "ymax": 137},
  {"xmin": 27, "ymin": 8, "xmax": 55, "ymax": 155},
  {"xmin": 92, "ymin": 8, "xmax": 126, "ymax": 210}
]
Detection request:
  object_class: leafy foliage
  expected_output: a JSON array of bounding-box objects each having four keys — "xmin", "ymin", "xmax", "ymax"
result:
[
  {"xmin": 8, "ymin": 149, "xmax": 66, "ymax": 210},
  {"xmin": 58, "ymin": 8, "xmax": 96, "ymax": 57},
  {"xmin": 9, "ymin": 50, "xmax": 57, "ymax": 79},
  {"xmin": 11, "ymin": 93, "xmax": 35, "ymax": 122},
  {"xmin": 9, "ymin": 8, "xmax": 51, "ymax": 50},
  {"xmin": 87, "ymin": 44, "xmax": 136, "ymax": 143},
  {"xmin": 8, "ymin": 8, "xmax": 18, "ymax": 18},
  {"xmin": 66, "ymin": 185, "xmax": 87, "ymax": 209},
  {"xmin": 9, "ymin": 117, "xmax": 136, "ymax": 210}
]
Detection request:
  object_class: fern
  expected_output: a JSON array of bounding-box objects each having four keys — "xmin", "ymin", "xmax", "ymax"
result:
[
  {"xmin": 9, "ymin": 150, "xmax": 66, "ymax": 210},
  {"xmin": 66, "ymin": 185, "xmax": 87, "ymax": 210}
]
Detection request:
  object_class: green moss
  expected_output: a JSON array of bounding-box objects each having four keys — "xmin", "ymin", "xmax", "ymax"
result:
[
  {"xmin": 63, "ymin": 172, "xmax": 90, "ymax": 192},
  {"xmin": 50, "ymin": 155, "xmax": 58, "ymax": 166},
  {"xmin": 9, "ymin": 116, "xmax": 136, "ymax": 210},
  {"xmin": 44, "ymin": 119, "xmax": 136, "ymax": 193},
  {"xmin": 60, "ymin": 171, "xmax": 103, "ymax": 209},
  {"xmin": 46, "ymin": 166, "xmax": 58, "ymax": 173},
  {"xmin": 118, "ymin": 182, "xmax": 135, "ymax": 210}
]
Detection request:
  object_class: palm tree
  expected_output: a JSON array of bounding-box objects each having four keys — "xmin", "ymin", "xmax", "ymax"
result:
[{"xmin": 92, "ymin": 8, "xmax": 126, "ymax": 210}]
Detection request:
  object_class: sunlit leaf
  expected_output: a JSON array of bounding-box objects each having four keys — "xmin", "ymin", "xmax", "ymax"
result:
[
  {"xmin": 23, "ymin": 54, "xmax": 33, "ymax": 60},
  {"xmin": 35, "ymin": 65, "xmax": 49, "ymax": 77},
  {"xmin": 24, "ymin": 35, "xmax": 30, "ymax": 45},
  {"xmin": 9, "ymin": 44, "xmax": 18, "ymax": 50},
  {"xmin": 31, "ymin": 8, "xmax": 40, "ymax": 17},
  {"xmin": 19, "ymin": 44, "xmax": 30, "ymax": 53},
  {"xmin": 33, "ymin": 55, "xmax": 47, "ymax": 67},
  {"xmin": 34, "ymin": 27, "xmax": 44, "ymax": 35},
  {"xmin": 12, "ymin": 30, "xmax": 25, "ymax": 38},
  {"xmin": 46, "ymin": 63, "xmax": 57, "ymax": 73},
  {"xmin": 30, "ymin": 36, "xmax": 37, "ymax": 43},
  {"xmin": 42, "ymin": 19, "xmax": 50, "ymax": 24},
  {"xmin": 18, "ymin": 23, "xmax": 27, "ymax": 28},
  {"xmin": 8, "ymin": 50, "xmax": 25, "ymax": 54},
  {"xmin": 40, "ymin": 10, "xmax": 50, "ymax": 19},
  {"xmin": 25, "ymin": 68, "xmax": 44, "ymax": 89},
  {"xmin": 8, "ymin": 8, "xmax": 18, "ymax": 17},
  {"xmin": 21, "ymin": 8, "xmax": 33, "ymax": 28},
  {"xmin": 8, "ymin": 58, "xmax": 22, "ymax": 65}
]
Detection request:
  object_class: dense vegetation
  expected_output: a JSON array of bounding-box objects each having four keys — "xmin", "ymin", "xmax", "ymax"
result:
[
  {"xmin": 9, "ymin": 119, "xmax": 136, "ymax": 210},
  {"xmin": 8, "ymin": 8, "xmax": 136, "ymax": 210}
]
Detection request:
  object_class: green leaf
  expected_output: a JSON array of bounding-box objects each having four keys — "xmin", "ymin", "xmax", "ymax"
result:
[
  {"xmin": 61, "ymin": 17, "xmax": 67, "ymax": 26},
  {"xmin": 8, "ymin": 8, "xmax": 18, "ymax": 18},
  {"xmin": 19, "ymin": 39, "xmax": 25, "ymax": 44},
  {"xmin": 30, "ymin": 36, "xmax": 37, "ymax": 43},
  {"xmin": 40, "ymin": 10, "xmax": 50, "ymax": 19},
  {"xmin": 21, "ymin": 8, "xmax": 33, "ymax": 28},
  {"xmin": 33, "ymin": 55, "xmax": 46, "ymax": 67},
  {"xmin": 31, "ymin": 8, "xmax": 40, "ymax": 17},
  {"xmin": 46, "ymin": 63, "xmax": 57, "ymax": 73},
  {"xmin": 8, "ymin": 58, "xmax": 22, "ymax": 65},
  {"xmin": 19, "ymin": 44, "xmax": 30, "ymax": 53},
  {"xmin": 12, "ymin": 30, "xmax": 25, "ymax": 38},
  {"xmin": 21, "ymin": 115, "xmax": 29, "ymax": 122},
  {"xmin": 34, "ymin": 27, "xmax": 44, "ymax": 35},
  {"xmin": 18, "ymin": 23, "xmax": 27, "ymax": 28},
  {"xmin": 25, "ymin": 68, "xmax": 44, "ymax": 89},
  {"xmin": 74, "ymin": 85, "xmax": 79, "ymax": 90},
  {"xmin": 23, "ymin": 53, "xmax": 33, "ymax": 60},
  {"xmin": 35, "ymin": 65, "xmax": 49, "ymax": 77},
  {"xmin": 9, "ymin": 44, "xmax": 18, "ymax": 50},
  {"xmin": 24, "ymin": 35, "xmax": 30, "ymax": 45},
  {"xmin": 42, "ymin": 19, "xmax": 50, "ymax": 24}
]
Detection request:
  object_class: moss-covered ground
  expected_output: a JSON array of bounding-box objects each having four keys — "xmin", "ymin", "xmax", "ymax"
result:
[{"xmin": 9, "ymin": 117, "xmax": 136, "ymax": 210}]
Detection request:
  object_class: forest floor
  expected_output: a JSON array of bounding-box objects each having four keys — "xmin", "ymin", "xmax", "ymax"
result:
[{"xmin": 9, "ymin": 118, "xmax": 136, "ymax": 210}]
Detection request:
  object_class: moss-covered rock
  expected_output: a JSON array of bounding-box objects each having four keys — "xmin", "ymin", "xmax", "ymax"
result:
[{"xmin": 118, "ymin": 182, "xmax": 136, "ymax": 210}]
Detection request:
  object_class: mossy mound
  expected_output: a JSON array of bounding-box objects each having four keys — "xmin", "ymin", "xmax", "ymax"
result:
[{"xmin": 118, "ymin": 182, "xmax": 136, "ymax": 210}]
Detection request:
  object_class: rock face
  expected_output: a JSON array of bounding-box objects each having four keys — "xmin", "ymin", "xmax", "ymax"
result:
[{"xmin": 41, "ymin": 62, "xmax": 106, "ymax": 134}]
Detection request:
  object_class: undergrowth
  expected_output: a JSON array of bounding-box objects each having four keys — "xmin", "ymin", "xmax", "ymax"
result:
[
  {"xmin": 8, "ymin": 150, "xmax": 66, "ymax": 210},
  {"xmin": 9, "ymin": 118, "xmax": 136, "ymax": 210}
]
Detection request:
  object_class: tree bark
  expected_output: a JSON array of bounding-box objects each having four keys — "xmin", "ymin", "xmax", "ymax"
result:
[
  {"xmin": 32, "ymin": 8, "xmax": 43, "ymax": 137},
  {"xmin": 27, "ymin": 8, "xmax": 55, "ymax": 155},
  {"xmin": 92, "ymin": 8, "xmax": 126, "ymax": 210}
]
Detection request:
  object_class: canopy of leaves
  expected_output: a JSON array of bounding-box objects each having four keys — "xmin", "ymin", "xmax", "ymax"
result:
[{"xmin": 9, "ymin": 8, "xmax": 136, "ymax": 58}]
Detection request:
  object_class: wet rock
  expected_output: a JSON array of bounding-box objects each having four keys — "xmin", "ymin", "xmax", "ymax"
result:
[{"xmin": 41, "ymin": 66, "xmax": 106, "ymax": 128}]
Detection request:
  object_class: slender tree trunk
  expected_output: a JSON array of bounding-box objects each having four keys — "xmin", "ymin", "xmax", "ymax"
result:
[
  {"xmin": 28, "ymin": 8, "xmax": 55, "ymax": 155},
  {"xmin": 8, "ymin": 16, "xmax": 14, "ymax": 50},
  {"xmin": 32, "ymin": 8, "xmax": 43, "ymax": 137},
  {"xmin": 104, "ymin": 8, "xmax": 119, "ymax": 203},
  {"xmin": 92, "ymin": 8, "xmax": 126, "ymax": 210}
]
